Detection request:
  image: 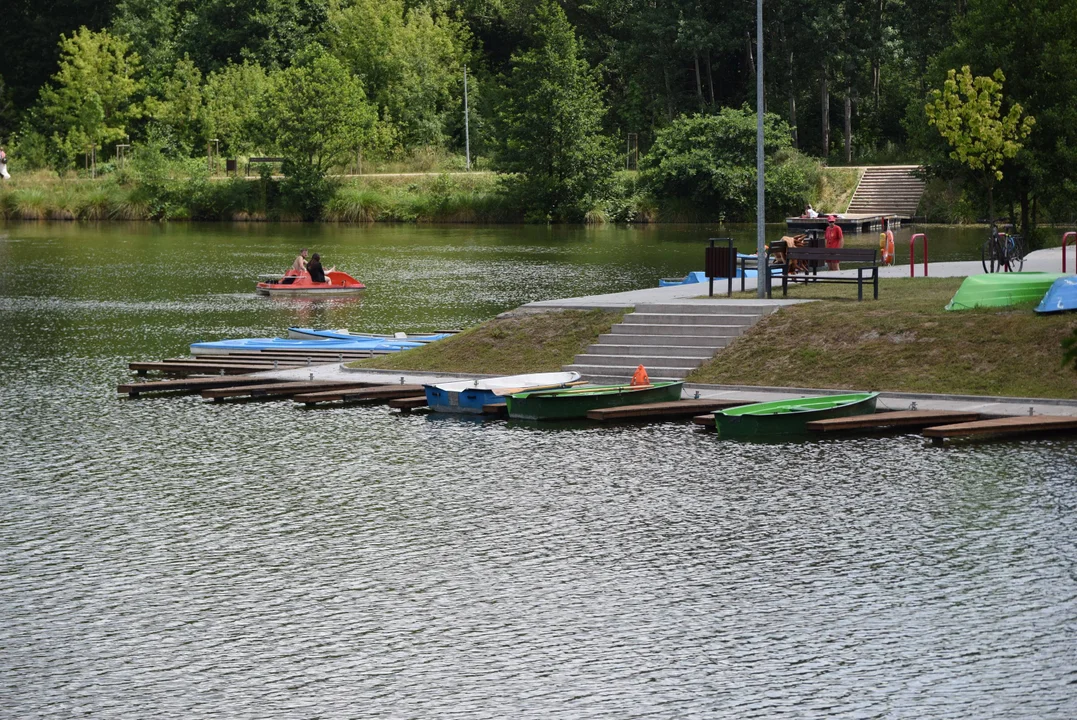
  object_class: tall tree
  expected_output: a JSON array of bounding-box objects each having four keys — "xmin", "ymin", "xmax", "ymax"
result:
[
  {"xmin": 37, "ymin": 27, "xmax": 143, "ymax": 170},
  {"xmin": 925, "ymin": 65, "xmax": 1034, "ymax": 220},
  {"xmin": 493, "ymin": 0, "xmax": 618, "ymax": 221}
]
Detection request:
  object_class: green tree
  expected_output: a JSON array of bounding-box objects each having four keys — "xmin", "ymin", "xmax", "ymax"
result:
[
  {"xmin": 148, "ymin": 55, "xmax": 204, "ymax": 154},
  {"xmin": 640, "ymin": 108, "xmax": 813, "ymax": 219},
  {"xmin": 328, "ymin": 0, "xmax": 467, "ymax": 149},
  {"xmin": 37, "ymin": 27, "xmax": 143, "ymax": 171},
  {"xmin": 258, "ymin": 48, "xmax": 376, "ymax": 217},
  {"xmin": 202, "ymin": 61, "xmax": 269, "ymax": 156},
  {"xmin": 925, "ymin": 65, "xmax": 1034, "ymax": 219},
  {"xmin": 494, "ymin": 0, "xmax": 617, "ymax": 222}
]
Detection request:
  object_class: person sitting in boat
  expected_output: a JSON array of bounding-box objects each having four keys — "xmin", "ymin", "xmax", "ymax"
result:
[
  {"xmin": 306, "ymin": 253, "xmax": 336, "ymax": 284},
  {"xmin": 290, "ymin": 249, "xmax": 309, "ymax": 275}
]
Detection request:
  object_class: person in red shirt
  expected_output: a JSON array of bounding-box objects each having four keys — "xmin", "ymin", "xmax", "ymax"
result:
[{"xmin": 824, "ymin": 215, "xmax": 844, "ymax": 270}]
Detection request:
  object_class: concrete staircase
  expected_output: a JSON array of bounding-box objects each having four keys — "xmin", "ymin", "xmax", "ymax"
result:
[
  {"xmin": 846, "ymin": 165, "xmax": 925, "ymax": 218},
  {"xmin": 563, "ymin": 302, "xmax": 778, "ymax": 383}
]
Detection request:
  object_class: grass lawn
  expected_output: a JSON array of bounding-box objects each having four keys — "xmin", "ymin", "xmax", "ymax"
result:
[
  {"xmin": 688, "ymin": 276, "xmax": 1077, "ymax": 399},
  {"xmin": 346, "ymin": 309, "xmax": 625, "ymax": 375}
]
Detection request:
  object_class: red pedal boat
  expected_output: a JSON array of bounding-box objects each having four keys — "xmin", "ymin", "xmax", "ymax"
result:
[{"xmin": 255, "ymin": 269, "xmax": 366, "ymax": 296}]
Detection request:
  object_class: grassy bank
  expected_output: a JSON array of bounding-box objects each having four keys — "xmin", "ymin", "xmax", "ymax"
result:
[
  {"xmin": 347, "ymin": 309, "xmax": 625, "ymax": 375},
  {"xmin": 688, "ymin": 277, "xmax": 1077, "ymax": 399},
  {"xmin": 0, "ymin": 167, "xmax": 854, "ymax": 223}
]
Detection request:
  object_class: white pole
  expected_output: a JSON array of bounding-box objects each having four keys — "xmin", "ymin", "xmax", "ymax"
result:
[
  {"xmin": 756, "ymin": 0, "xmax": 766, "ymax": 298},
  {"xmin": 463, "ymin": 65, "xmax": 471, "ymax": 171}
]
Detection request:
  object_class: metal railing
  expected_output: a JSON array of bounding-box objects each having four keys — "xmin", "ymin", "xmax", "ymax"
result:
[{"xmin": 909, "ymin": 233, "xmax": 928, "ymax": 277}]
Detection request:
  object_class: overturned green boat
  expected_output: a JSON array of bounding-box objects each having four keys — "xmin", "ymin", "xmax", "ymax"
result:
[
  {"xmin": 506, "ymin": 381, "xmax": 684, "ymax": 420},
  {"xmin": 714, "ymin": 392, "xmax": 879, "ymax": 438},
  {"xmin": 945, "ymin": 272, "xmax": 1067, "ymax": 311}
]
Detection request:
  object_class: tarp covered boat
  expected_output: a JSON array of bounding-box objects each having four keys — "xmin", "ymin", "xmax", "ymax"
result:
[
  {"xmin": 190, "ymin": 336, "xmax": 424, "ymax": 355},
  {"xmin": 288, "ymin": 327, "xmax": 452, "ymax": 343},
  {"xmin": 424, "ymin": 371, "xmax": 582, "ymax": 414},
  {"xmin": 506, "ymin": 381, "xmax": 684, "ymax": 420},
  {"xmin": 714, "ymin": 392, "xmax": 879, "ymax": 438},
  {"xmin": 945, "ymin": 272, "xmax": 1066, "ymax": 311},
  {"xmin": 256, "ymin": 270, "xmax": 366, "ymax": 296},
  {"xmin": 1035, "ymin": 276, "xmax": 1077, "ymax": 314}
]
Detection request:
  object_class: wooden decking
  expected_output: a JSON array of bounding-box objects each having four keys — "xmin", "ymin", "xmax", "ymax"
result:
[
  {"xmin": 807, "ymin": 410, "xmax": 982, "ymax": 432},
  {"xmin": 923, "ymin": 415, "xmax": 1077, "ymax": 441},
  {"xmin": 587, "ymin": 399, "xmax": 743, "ymax": 421}
]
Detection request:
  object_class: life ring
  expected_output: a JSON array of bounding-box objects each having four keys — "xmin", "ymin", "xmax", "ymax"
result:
[{"xmin": 880, "ymin": 230, "xmax": 895, "ymax": 265}]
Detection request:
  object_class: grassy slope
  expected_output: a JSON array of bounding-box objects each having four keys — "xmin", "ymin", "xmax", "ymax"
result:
[
  {"xmin": 689, "ymin": 277, "xmax": 1077, "ymax": 399},
  {"xmin": 816, "ymin": 167, "xmax": 862, "ymax": 215},
  {"xmin": 346, "ymin": 309, "xmax": 625, "ymax": 375}
]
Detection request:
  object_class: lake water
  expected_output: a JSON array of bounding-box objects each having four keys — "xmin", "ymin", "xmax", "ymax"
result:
[{"xmin": 1, "ymin": 222, "xmax": 1074, "ymax": 718}]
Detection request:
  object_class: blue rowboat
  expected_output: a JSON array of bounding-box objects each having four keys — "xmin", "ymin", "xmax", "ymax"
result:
[
  {"xmin": 190, "ymin": 336, "xmax": 424, "ymax": 355},
  {"xmin": 288, "ymin": 327, "xmax": 452, "ymax": 343},
  {"xmin": 1035, "ymin": 276, "xmax": 1077, "ymax": 314},
  {"xmin": 424, "ymin": 372, "xmax": 582, "ymax": 414}
]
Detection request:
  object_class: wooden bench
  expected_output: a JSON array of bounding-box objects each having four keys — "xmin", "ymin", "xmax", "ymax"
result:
[
  {"xmin": 245, "ymin": 157, "xmax": 285, "ymax": 176},
  {"xmin": 773, "ymin": 247, "xmax": 879, "ymax": 300}
]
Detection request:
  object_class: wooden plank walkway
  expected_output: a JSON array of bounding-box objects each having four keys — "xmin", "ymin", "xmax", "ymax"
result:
[
  {"xmin": 129, "ymin": 361, "xmax": 287, "ymax": 376},
  {"xmin": 692, "ymin": 413, "xmax": 715, "ymax": 426},
  {"xmin": 293, "ymin": 384, "xmax": 426, "ymax": 405},
  {"xmin": 922, "ymin": 415, "xmax": 1077, "ymax": 441},
  {"xmin": 807, "ymin": 410, "xmax": 982, "ymax": 432},
  {"xmin": 118, "ymin": 375, "xmax": 267, "ymax": 396},
  {"xmin": 388, "ymin": 395, "xmax": 430, "ymax": 411},
  {"xmin": 588, "ymin": 399, "xmax": 745, "ymax": 421},
  {"xmin": 201, "ymin": 380, "xmax": 375, "ymax": 401}
]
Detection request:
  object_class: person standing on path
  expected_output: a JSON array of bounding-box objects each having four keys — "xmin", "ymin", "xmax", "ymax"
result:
[{"xmin": 824, "ymin": 215, "xmax": 844, "ymax": 270}]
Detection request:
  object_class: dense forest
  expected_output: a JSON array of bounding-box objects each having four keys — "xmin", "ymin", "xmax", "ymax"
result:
[{"xmin": 0, "ymin": 0, "xmax": 1074, "ymax": 225}]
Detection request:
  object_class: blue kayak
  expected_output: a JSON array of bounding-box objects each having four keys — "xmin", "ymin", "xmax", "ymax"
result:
[
  {"xmin": 1035, "ymin": 276, "xmax": 1077, "ymax": 314},
  {"xmin": 190, "ymin": 336, "xmax": 425, "ymax": 355}
]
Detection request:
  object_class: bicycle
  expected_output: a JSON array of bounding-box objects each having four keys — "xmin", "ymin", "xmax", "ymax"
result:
[{"xmin": 981, "ymin": 220, "xmax": 1025, "ymax": 273}]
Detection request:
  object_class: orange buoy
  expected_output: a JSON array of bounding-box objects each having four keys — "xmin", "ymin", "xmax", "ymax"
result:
[{"xmin": 880, "ymin": 229, "xmax": 895, "ymax": 265}]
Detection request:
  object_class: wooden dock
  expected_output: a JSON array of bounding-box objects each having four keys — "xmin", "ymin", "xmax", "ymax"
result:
[
  {"xmin": 118, "ymin": 375, "xmax": 267, "ymax": 396},
  {"xmin": 202, "ymin": 380, "xmax": 376, "ymax": 401},
  {"xmin": 293, "ymin": 384, "xmax": 426, "ymax": 405},
  {"xmin": 807, "ymin": 410, "xmax": 982, "ymax": 433},
  {"xmin": 388, "ymin": 395, "xmax": 429, "ymax": 412},
  {"xmin": 922, "ymin": 415, "xmax": 1077, "ymax": 441},
  {"xmin": 588, "ymin": 399, "xmax": 745, "ymax": 422}
]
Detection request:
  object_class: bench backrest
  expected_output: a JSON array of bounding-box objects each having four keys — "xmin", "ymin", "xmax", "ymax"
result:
[{"xmin": 787, "ymin": 247, "xmax": 877, "ymax": 263}]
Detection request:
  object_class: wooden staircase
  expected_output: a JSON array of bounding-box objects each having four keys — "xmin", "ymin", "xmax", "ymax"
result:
[{"xmin": 846, "ymin": 165, "xmax": 925, "ymax": 218}]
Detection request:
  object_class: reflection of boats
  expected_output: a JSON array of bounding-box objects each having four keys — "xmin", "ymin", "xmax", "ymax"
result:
[
  {"xmin": 287, "ymin": 327, "xmax": 452, "ymax": 343},
  {"xmin": 256, "ymin": 270, "xmax": 366, "ymax": 296},
  {"xmin": 1035, "ymin": 276, "xmax": 1077, "ymax": 314},
  {"xmin": 424, "ymin": 372, "xmax": 582, "ymax": 414},
  {"xmin": 714, "ymin": 392, "xmax": 878, "ymax": 438},
  {"xmin": 506, "ymin": 381, "xmax": 683, "ymax": 420},
  {"xmin": 945, "ymin": 272, "xmax": 1066, "ymax": 311},
  {"xmin": 190, "ymin": 336, "xmax": 424, "ymax": 355}
]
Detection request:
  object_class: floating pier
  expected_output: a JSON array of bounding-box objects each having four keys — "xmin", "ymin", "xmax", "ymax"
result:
[
  {"xmin": 922, "ymin": 415, "xmax": 1077, "ymax": 442},
  {"xmin": 587, "ymin": 399, "xmax": 744, "ymax": 422},
  {"xmin": 785, "ymin": 213, "xmax": 900, "ymax": 235},
  {"xmin": 202, "ymin": 380, "xmax": 376, "ymax": 401},
  {"xmin": 293, "ymin": 384, "xmax": 426, "ymax": 405},
  {"xmin": 388, "ymin": 395, "xmax": 430, "ymax": 412},
  {"xmin": 118, "ymin": 375, "xmax": 267, "ymax": 397},
  {"xmin": 807, "ymin": 410, "xmax": 982, "ymax": 433}
]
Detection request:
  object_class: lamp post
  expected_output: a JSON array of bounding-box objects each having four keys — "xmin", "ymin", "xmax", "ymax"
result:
[{"xmin": 756, "ymin": 0, "xmax": 766, "ymax": 298}]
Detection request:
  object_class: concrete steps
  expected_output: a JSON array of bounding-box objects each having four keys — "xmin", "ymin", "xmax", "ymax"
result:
[
  {"xmin": 564, "ymin": 302, "xmax": 776, "ymax": 383},
  {"xmin": 847, "ymin": 165, "xmax": 925, "ymax": 217}
]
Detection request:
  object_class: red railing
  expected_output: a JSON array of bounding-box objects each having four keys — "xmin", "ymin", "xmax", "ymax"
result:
[
  {"xmin": 1063, "ymin": 232, "xmax": 1076, "ymax": 273},
  {"xmin": 910, "ymin": 233, "xmax": 928, "ymax": 277}
]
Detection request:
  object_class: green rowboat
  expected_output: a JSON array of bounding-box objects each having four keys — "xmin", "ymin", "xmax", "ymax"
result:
[
  {"xmin": 714, "ymin": 392, "xmax": 879, "ymax": 438},
  {"xmin": 945, "ymin": 272, "xmax": 1067, "ymax": 311},
  {"xmin": 506, "ymin": 381, "xmax": 684, "ymax": 420}
]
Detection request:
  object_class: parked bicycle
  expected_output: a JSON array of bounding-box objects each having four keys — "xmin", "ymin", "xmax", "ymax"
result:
[{"xmin": 982, "ymin": 220, "xmax": 1025, "ymax": 273}]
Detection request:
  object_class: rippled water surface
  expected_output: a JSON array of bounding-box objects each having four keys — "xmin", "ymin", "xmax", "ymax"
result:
[{"xmin": 1, "ymin": 222, "xmax": 1074, "ymax": 718}]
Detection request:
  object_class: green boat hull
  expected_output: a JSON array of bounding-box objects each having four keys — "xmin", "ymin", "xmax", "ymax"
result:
[
  {"xmin": 945, "ymin": 272, "xmax": 1067, "ymax": 311},
  {"xmin": 715, "ymin": 392, "xmax": 879, "ymax": 438},
  {"xmin": 506, "ymin": 381, "xmax": 684, "ymax": 420}
]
